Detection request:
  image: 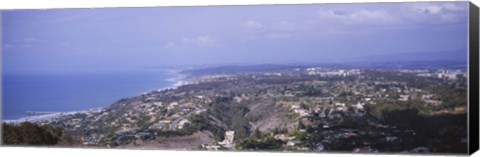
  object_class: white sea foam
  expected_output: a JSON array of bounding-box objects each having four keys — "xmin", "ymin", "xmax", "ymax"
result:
[
  {"xmin": 139, "ymin": 69, "xmax": 189, "ymax": 95},
  {"xmin": 156, "ymin": 70, "xmax": 192, "ymax": 91},
  {"xmin": 3, "ymin": 111, "xmax": 80, "ymax": 124},
  {"xmin": 2, "ymin": 107, "xmax": 108, "ymax": 124}
]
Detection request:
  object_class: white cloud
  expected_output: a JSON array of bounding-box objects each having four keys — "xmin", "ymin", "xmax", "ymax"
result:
[
  {"xmin": 244, "ymin": 20, "xmax": 264, "ymax": 29},
  {"xmin": 443, "ymin": 3, "xmax": 466, "ymax": 11},
  {"xmin": 241, "ymin": 20, "xmax": 266, "ymax": 40},
  {"xmin": 241, "ymin": 20, "xmax": 297, "ymax": 40},
  {"xmin": 407, "ymin": 2, "xmax": 468, "ymax": 24},
  {"xmin": 415, "ymin": 5, "xmax": 443, "ymax": 14},
  {"xmin": 440, "ymin": 13, "xmax": 458, "ymax": 22},
  {"xmin": 165, "ymin": 42, "xmax": 175, "ymax": 48},
  {"xmin": 351, "ymin": 10, "xmax": 392, "ymax": 21},
  {"xmin": 17, "ymin": 38, "xmax": 38, "ymax": 48},
  {"xmin": 318, "ymin": 9, "xmax": 397, "ymax": 25},
  {"xmin": 266, "ymin": 33, "xmax": 291, "ymax": 39},
  {"xmin": 276, "ymin": 21, "xmax": 296, "ymax": 31},
  {"xmin": 198, "ymin": 36, "xmax": 216, "ymax": 44},
  {"xmin": 4, "ymin": 44, "xmax": 14, "ymax": 48},
  {"xmin": 316, "ymin": 2, "xmax": 467, "ymax": 26},
  {"xmin": 414, "ymin": 3, "xmax": 466, "ymax": 15},
  {"xmin": 181, "ymin": 36, "xmax": 217, "ymax": 47},
  {"xmin": 23, "ymin": 38, "xmax": 38, "ymax": 42}
]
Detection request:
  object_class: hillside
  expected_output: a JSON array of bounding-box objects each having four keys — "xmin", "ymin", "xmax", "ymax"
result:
[{"xmin": 4, "ymin": 65, "xmax": 468, "ymax": 154}]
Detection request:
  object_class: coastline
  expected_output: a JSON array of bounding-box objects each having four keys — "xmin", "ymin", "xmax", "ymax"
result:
[
  {"xmin": 2, "ymin": 69, "xmax": 190, "ymax": 124},
  {"xmin": 2, "ymin": 110, "xmax": 94, "ymax": 124}
]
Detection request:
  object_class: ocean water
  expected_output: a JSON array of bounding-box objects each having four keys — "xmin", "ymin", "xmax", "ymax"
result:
[{"xmin": 2, "ymin": 70, "xmax": 177, "ymax": 120}]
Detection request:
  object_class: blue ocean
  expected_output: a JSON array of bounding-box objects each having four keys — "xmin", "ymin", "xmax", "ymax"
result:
[{"xmin": 2, "ymin": 70, "xmax": 176, "ymax": 120}]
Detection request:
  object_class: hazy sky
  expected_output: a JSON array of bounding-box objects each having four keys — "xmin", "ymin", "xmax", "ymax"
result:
[{"xmin": 2, "ymin": 2, "xmax": 469, "ymax": 74}]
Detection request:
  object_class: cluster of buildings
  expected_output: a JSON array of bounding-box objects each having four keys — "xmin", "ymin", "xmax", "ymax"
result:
[
  {"xmin": 202, "ymin": 130, "xmax": 235, "ymax": 150},
  {"xmin": 41, "ymin": 66, "xmax": 464, "ymax": 152},
  {"xmin": 305, "ymin": 68, "xmax": 361, "ymax": 77},
  {"xmin": 52, "ymin": 92, "xmax": 213, "ymax": 146},
  {"xmin": 197, "ymin": 74, "xmax": 236, "ymax": 82},
  {"xmin": 414, "ymin": 69, "xmax": 467, "ymax": 80}
]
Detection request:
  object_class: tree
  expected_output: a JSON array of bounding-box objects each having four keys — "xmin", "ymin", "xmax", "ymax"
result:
[
  {"xmin": 3, "ymin": 122, "xmax": 63, "ymax": 145},
  {"xmin": 298, "ymin": 121, "xmax": 306, "ymax": 130},
  {"xmin": 252, "ymin": 128, "xmax": 262, "ymax": 139}
]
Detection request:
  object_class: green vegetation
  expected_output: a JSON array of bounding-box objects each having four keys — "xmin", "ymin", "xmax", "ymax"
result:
[
  {"xmin": 208, "ymin": 96, "xmax": 250, "ymax": 140},
  {"xmin": 21, "ymin": 67, "xmax": 467, "ymax": 153},
  {"xmin": 237, "ymin": 136, "xmax": 284, "ymax": 151},
  {"xmin": 155, "ymin": 114, "xmax": 225, "ymax": 141},
  {"xmin": 3, "ymin": 122, "xmax": 63, "ymax": 145}
]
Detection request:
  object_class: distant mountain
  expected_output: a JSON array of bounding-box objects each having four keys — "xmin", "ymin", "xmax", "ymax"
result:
[
  {"xmin": 181, "ymin": 64, "xmax": 299, "ymax": 75},
  {"xmin": 179, "ymin": 50, "xmax": 468, "ymax": 75},
  {"xmin": 353, "ymin": 49, "xmax": 468, "ymax": 63}
]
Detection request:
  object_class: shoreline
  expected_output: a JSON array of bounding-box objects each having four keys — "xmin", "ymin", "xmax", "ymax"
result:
[
  {"xmin": 3, "ymin": 69, "xmax": 190, "ymax": 124},
  {"xmin": 2, "ymin": 109, "xmax": 98, "ymax": 124}
]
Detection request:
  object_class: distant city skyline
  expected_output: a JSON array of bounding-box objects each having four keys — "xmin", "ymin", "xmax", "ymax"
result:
[{"xmin": 2, "ymin": 2, "xmax": 469, "ymax": 74}]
